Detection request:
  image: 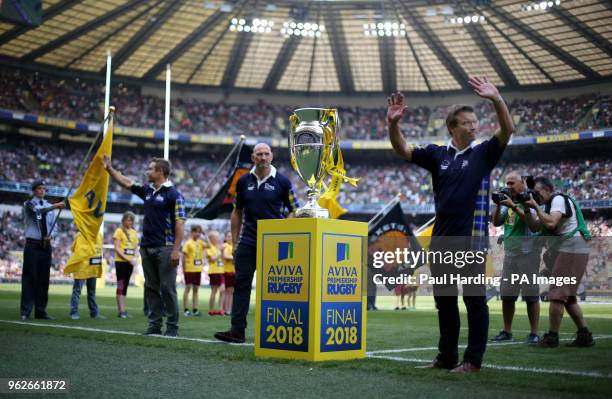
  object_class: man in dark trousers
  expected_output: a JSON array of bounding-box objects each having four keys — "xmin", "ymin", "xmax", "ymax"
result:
[
  {"xmin": 387, "ymin": 76, "xmax": 514, "ymax": 373},
  {"xmin": 103, "ymin": 156, "xmax": 185, "ymax": 337},
  {"xmin": 21, "ymin": 180, "xmax": 65, "ymax": 320},
  {"xmin": 214, "ymin": 143, "xmax": 298, "ymax": 343}
]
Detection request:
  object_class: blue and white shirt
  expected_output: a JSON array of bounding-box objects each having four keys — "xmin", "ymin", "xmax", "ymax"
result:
[
  {"xmin": 131, "ymin": 181, "xmax": 186, "ymax": 248},
  {"xmin": 411, "ymin": 136, "xmax": 505, "ymax": 237}
]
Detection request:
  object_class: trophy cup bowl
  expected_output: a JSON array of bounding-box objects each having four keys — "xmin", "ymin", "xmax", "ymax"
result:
[{"xmin": 289, "ymin": 108, "xmax": 339, "ymax": 218}]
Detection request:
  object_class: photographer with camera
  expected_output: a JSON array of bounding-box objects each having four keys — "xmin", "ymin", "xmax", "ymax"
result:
[
  {"xmin": 491, "ymin": 172, "xmax": 541, "ymax": 344},
  {"xmin": 523, "ymin": 177, "xmax": 594, "ymax": 348}
]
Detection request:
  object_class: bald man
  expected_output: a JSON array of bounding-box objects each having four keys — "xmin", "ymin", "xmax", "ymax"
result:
[
  {"xmin": 214, "ymin": 143, "xmax": 298, "ymax": 343},
  {"xmin": 491, "ymin": 172, "xmax": 541, "ymax": 344}
]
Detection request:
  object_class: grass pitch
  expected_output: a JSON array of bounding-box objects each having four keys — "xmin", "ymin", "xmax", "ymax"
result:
[{"xmin": 1, "ymin": 284, "xmax": 611, "ymax": 398}]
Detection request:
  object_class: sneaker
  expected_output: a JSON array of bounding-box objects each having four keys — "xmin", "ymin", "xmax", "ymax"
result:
[
  {"xmin": 491, "ymin": 330, "xmax": 513, "ymax": 342},
  {"xmin": 142, "ymin": 327, "xmax": 162, "ymax": 336},
  {"xmin": 537, "ymin": 332, "xmax": 559, "ymax": 348},
  {"xmin": 20, "ymin": 315, "xmax": 29, "ymax": 321},
  {"xmin": 394, "ymin": 307, "xmax": 400, "ymax": 310},
  {"xmin": 192, "ymin": 310, "xmax": 201, "ymax": 317},
  {"xmin": 35, "ymin": 313, "xmax": 55, "ymax": 320},
  {"xmin": 70, "ymin": 313, "xmax": 80, "ymax": 320},
  {"xmin": 184, "ymin": 310, "xmax": 192, "ymax": 317},
  {"xmin": 118, "ymin": 312, "xmax": 129, "ymax": 319},
  {"xmin": 164, "ymin": 330, "xmax": 178, "ymax": 337},
  {"xmin": 91, "ymin": 314, "xmax": 106, "ymax": 320},
  {"xmin": 214, "ymin": 329, "xmax": 245, "ymax": 344},
  {"xmin": 566, "ymin": 330, "xmax": 595, "ymax": 347},
  {"xmin": 526, "ymin": 333, "xmax": 540, "ymax": 345}
]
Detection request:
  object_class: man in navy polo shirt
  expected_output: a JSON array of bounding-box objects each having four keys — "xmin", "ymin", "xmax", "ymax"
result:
[
  {"xmin": 215, "ymin": 143, "xmax": 298, "ymax": 343},
  {"xmin": 387, "ymin": 76, "xmax": 514, "ymax": 373},
  {"xmin": 103, "ymin": 155, "xmax": 185, "ymax": 337}
]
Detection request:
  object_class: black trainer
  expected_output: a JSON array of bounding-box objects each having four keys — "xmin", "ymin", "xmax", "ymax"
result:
[
  {"xmin": 491, "ymin": 330, "xmax": 513, "ymax": 342},
  {"xmin": 567, "ymin": 330, "xmax": 595, "ymax": 347},
  {"xmin": 142, "ymin": 327, "xmax": 162, "ymax": 336},
  {"xmin": 214, "ymin": 329, "xmax": 245, "ymax": 344},
  {"xmin": 34, "ymin": 313, "xmax": 55, "ymax": 320},
  {"xmin": 164, "ymin": 329, "xmax": 179, "ymax": 338}
]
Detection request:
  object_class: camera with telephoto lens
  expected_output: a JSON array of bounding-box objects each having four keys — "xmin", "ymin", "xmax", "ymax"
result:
[
  {"xmin": 515, "ymin": 175, "xmax": 543, "ymax": 204},
  {"xmin": 514, "ymin": 189, "xmax": 542, "ymax": 204},
  {"xmin": 491, "ymin": 188, "xmax": 512, "ymax": 204}
]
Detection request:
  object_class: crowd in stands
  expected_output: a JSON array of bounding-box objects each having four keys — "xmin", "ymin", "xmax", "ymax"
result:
[
  {"xmin": 1, "ymin": 137, "xmax": 610, "ymax": 209},
  {"xmin": 1, "ymin": 209, "xmax": 609, "ymax": 287},
  {"xmin": 1, "ymin": 67, "xmax": 610, "ymax": 139}
]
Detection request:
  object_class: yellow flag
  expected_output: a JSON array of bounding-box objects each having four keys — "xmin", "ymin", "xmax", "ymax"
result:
[
  {"xmin": 64, "ymin": 119, "xmax": 113, "ymax": 276},
  {"xmin": 415, "ymin": 224, "xmax": 434, "ymax": 250},
  {"xmin": 68, "ymin": 232, "xmax": 103, "ymax": 279}
]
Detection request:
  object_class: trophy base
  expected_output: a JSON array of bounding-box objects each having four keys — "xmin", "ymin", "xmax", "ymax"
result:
[{"xmin": 295, "ymin": 202, "xmax": 329, "ymax": 219}]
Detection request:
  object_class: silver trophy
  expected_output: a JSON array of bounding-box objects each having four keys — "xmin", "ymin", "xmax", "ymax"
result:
[{"xmin": 289, "ymin": 108, "xmax": 339, "ymax": 218}]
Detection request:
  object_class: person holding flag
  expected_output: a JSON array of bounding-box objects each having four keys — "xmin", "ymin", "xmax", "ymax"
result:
[
  {"xmin": 20, "ymin": 180, "xmax": 65, "ymax": 321},
  {"xmin": 102, "ymin": 155, "xmax": 186, "ymax": 337}
]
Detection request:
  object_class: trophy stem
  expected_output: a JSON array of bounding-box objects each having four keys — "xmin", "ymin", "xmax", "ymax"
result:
[{"xmin": 295, "ymin": 187, "xmax": 329, "ymax": 218}]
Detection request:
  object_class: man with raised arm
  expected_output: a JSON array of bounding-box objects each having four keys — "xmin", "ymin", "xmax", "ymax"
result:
[
  {"xmin": 103, "ymin": 155, "xmax": 185, "ymax": 337},
  {"xmin": 387, "ymin": 77, "xmax": 514, "ymax": 373}
]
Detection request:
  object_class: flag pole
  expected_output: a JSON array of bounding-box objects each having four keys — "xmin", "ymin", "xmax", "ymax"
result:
[
  {"xmin": 103, "ymin": 50, "xmax": 111, "ymax": 133},
  {"xmin": 47, "ymin": 108, "xmax": 115, "ymax": 238},
  {"xmin": 187, "ymin": 135, "xmax": 246, "ymax": 218},
  {"xmin": 164, "ymin": 64, "xmax": 171, "ymax": 160},
  {"xmin": 101, "ymin": 50, "xmax": 112, "ymax": 247},
  {"xmin": 368, "ymin": 193, "xmax": 402, "ymax": 230},
  {"xmin": 414, "ymin": 216, "xmax": 435, "ymax": 235}
]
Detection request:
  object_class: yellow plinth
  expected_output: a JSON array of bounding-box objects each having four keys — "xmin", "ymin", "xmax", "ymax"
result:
[{"xmin": 254, "ymin": 218, "xmax": 368, "ymax": 361}]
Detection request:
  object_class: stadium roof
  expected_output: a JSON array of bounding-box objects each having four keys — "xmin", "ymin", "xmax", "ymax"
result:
[{"xmin": 0, "ymin": 0, "xmax": 611, "ymax": 94}]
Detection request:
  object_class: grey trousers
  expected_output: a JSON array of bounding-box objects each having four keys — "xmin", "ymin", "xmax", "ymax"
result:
[{"xmin": 141, "ymin": 246, "xmax": 179, "ymax": 332}]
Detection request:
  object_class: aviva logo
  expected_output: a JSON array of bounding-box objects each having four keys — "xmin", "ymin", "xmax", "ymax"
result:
[
  {"xmin": 336, "ymin": 243, "xmax": 350, "ymax": 262},
  {"xmin": 278, "ymin": 242, "xmax": 294, "ymax": 261}
]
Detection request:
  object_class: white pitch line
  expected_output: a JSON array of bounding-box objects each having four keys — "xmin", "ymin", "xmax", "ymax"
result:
[
  {"xmin": 367, "ymin": 335, "xmax": 612, "ymax": 355},
  {"xmin": 367, "ymin": 354, "xmax": 612, "ymax": 379},
  {"xmin": 0, "ymin": 319, "xmax": 254, "ymax": 346},
  {"xmin": 3, "ymin": 318, "xmax": 611, "ymax": 377}
]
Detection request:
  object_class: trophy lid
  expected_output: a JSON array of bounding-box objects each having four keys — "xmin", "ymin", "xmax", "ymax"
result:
[{"xmin": 293, "ymin": 108, "xmax": 337, "ymax": 124}]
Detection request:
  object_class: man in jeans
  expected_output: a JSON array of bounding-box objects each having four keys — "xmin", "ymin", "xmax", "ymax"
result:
[{"xmin": 103, "ymin": 155, "xmax": 185, "ymax": 336}]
